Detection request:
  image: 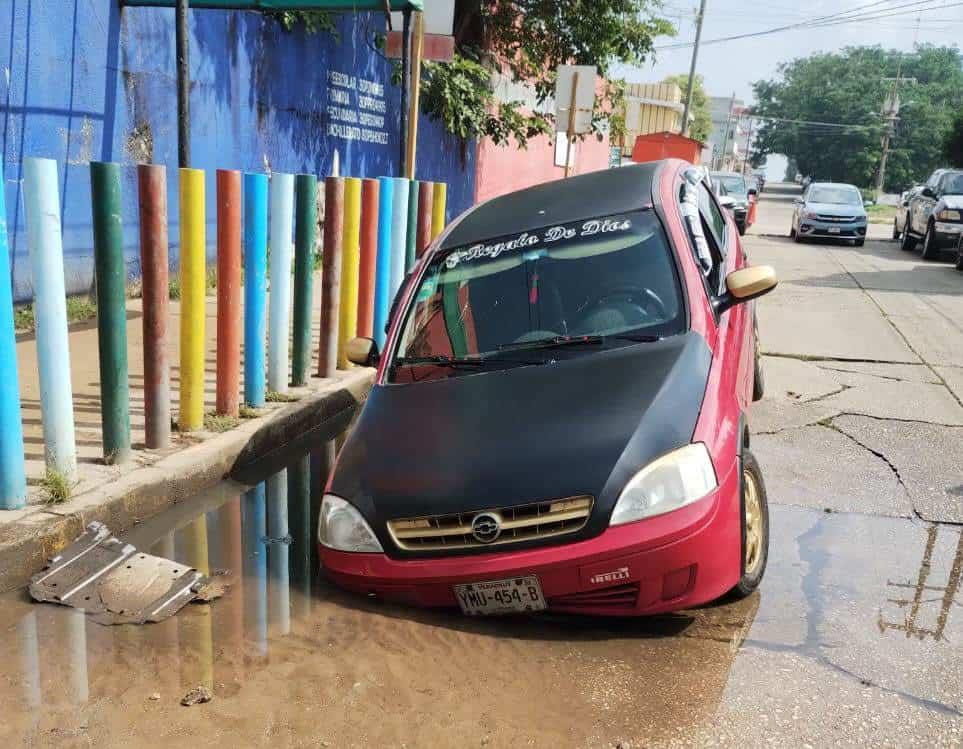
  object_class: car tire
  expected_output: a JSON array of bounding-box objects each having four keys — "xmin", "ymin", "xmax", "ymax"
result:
[
  {"xmin": 921, "ymin": 222, "xmax": 940, "ymax": 261},
  {"xmin": 752, "ymin": 315, "xmax": 764, "ymax": 402},
  {"xmin": 793, "ymin": 228, "xmax": 803, "ymax": 243},
  {"xmin": 728, "ymin": 450, "xmax": 769, "ymax": 599},
  {"xmin": 789, "ymin": 225, "xmax": 796, "ymax": 239},
  {"xmin": 892, "ymin": 218, "xmax": 900, "ymax": 240},
  {"xmin": 737, "ymin": 222, "xmax": 747, "ymax": 236},
  {"xmin": 900, "ymin": 218, "xmax": 917, "ymax": 252},
  {"xmin": 855, "ymin": 238, "xmax": 865, "ymax": 247},
  {"xmin": 955, "ymin": 247, "xmax": 963, "ymax": 271}
]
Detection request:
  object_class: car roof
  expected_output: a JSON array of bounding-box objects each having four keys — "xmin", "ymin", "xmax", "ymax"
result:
[{"xmin": 440, "ymin": 162, "xmax": 660, "ymax": 250}]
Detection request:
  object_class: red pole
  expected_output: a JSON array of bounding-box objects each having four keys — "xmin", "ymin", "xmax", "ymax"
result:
[
  {"xmin": 318, "ymin": 177, "xmax": 344, "ymax": 378},
  {"xmin": 216, "ymin": 169, "xmax": 241, "ymax": 416},
  {"xmin": 136, "ymin": 165, "xmax": 170, "ymax": 449},
  {"xmin": 356, "ymin": 178, "xmax": 379, "ymax": 339},
  {"xmin": 416, "ymin": 181, "xmax": 434, "ymax": 258}
]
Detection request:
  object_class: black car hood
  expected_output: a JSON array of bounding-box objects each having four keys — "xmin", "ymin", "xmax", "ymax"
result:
[{"xmin": 330, "ymin": 331, "xmax": 712, "ymax": 557}]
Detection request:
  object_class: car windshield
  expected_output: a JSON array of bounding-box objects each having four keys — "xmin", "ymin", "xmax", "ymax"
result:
[
  {"xmin": 717, "ymin": 175, "xmax": 747, "ymax": 195},
  {"xmin": 390, "ymin": 210, "xmax": 685, "ymax": 381},
  {"xmin": 942, "ymin": 172, "xmax": 963, "ymax": 195},
  {"xmin": 808, "ymin": 186, "xmax": 862, "ymax": 205}
]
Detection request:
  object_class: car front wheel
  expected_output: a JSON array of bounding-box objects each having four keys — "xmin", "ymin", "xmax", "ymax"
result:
[
  {"xmin": 728, "ymin": 450, "xmax": 769, "ymax": 599},
  {"xmin": 892, "ymin": 217, "xmax": 900, "ymax": 240},
  {"xmin": 900, "ymin": 218, "xmax": 918, "ymax": 251},
  {"xmin": 955, "ymin": 246, "xmax": 963, "ymax": 271}
]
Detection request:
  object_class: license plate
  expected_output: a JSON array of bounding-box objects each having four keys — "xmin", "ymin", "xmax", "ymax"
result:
[
  {"xmin": 454, "ymin": 576, "xmax": 546, "ymax": 616},
  {"xmin": 828, "ymin": 227, "xmax": 841, "ymax": 234}
]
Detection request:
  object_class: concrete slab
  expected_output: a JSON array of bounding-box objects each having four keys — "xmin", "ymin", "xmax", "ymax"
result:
[
  {"xmin": 753, "ymin": 424, "xmax": 912, "ymax": 517},
  {"xmin": 814, "ymin": 360, "xmax": 940, "ymax": 384},
  {"xmin": 760, "ymin": 355, "xmax": 842, "ymax": 401},
  {"xmin": 818, "ymin": 378, "xmax": 963, "ymax": 425},
  {"xmin": 832, "ymin": 415, "xmax": 963, "ymax": 524},
  {"xmin": 936, "ymin": 365, "xmax": 963, "ymax": 404}
]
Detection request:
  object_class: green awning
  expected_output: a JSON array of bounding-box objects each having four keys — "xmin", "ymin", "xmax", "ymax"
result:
[{"xmin": 123, "ymin": 0, "xmax": 422, "ymax": 10}]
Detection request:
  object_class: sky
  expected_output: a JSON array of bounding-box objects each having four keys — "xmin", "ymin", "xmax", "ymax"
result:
[{"xmin": 613, "ymin": 0, "xmax": 963, "ymax": 178}]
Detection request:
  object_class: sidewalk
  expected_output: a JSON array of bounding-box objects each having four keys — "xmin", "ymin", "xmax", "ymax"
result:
[{"xmin": 0, "ymin": 274, "xmax": 374, "ymax": 591}]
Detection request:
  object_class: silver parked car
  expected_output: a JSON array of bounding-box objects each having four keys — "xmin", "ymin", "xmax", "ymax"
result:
[
  {"xmin": 710, "ymin": 171, "xmax": 753, "ymax": 235},
  {"xmin": 893, "ymin": 186, "xmax": 922, "ymax": 240},
  {"xmin": 790, "ymin": 182, "xmax": 868, "ymax": 246},
  {"xmin": 900, "ymin": 169, "xmax": 963, "ymax": 263}
]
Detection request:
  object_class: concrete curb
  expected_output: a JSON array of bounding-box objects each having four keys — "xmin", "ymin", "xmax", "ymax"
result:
[{"xmin": 0, "ymin": 368, "xmax": 375, "ymax": 593}]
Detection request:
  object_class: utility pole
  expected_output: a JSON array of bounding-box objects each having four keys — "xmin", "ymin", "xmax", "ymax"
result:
[
  {"xmin": 719, "ymin": 91, "xmax": 736, "ymax": 170},
  {"xmin": 680, "ymin": 0, "xmax": 707, "ymax": 137},
  {"xmin": 875, "ymin": 74, "xmax": 914, "ymax": 194},
  {"xmin": 743, "ymin": 116, "xmax": 753, "ymax": 175}
]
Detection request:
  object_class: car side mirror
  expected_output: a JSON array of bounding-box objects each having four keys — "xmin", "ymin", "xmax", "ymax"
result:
[
  {"xmin": 718, "ymin": 195, "xmax": 736, "ymax": 211},
  {"xmin": 793, "ymin": 197, "xmax": 804, "ymax": 205},
  {"xmin": 715, "ymin": 266, "xmax": 778, "ymax": 314},
  {"xmin": 346, "ymin": 336, "xmax": 380, "ymax": 367},
  {"xmin": 921, "ymin": 187, "xmax": 936, "ymax": 199}
]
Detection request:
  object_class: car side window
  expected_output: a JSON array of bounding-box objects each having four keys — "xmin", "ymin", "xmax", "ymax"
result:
[
  {"xmin": 698, "ymin": 183, "xmax": 727, "ymax": 254},
  {"xmin": 679, "ymin": 181, "xmax": 725, "ymax": 298}
]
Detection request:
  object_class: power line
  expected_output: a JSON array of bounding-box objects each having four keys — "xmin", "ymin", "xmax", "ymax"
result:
[{"xmin": 655, "ymin": 0, "xmax": 959, "ymax": 50}]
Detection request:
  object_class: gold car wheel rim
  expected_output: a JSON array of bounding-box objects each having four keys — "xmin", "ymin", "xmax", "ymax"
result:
[{"xmin": 743, "ymin": 469, "xmax": 763, "ymax": 575}]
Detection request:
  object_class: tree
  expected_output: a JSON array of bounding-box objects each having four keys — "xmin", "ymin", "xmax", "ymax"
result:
[
  {"xmin": 751, "ymin": 45, "xmax": 963, "ymax": 191},
  {"xmin": 661, "ymin": 74, "xmax": 711, "ymax": 143},
  {"xmin": 420, "ymin": 0, "xmax": 674, "ymax": 146},
  {"xmin": 945, "ymin": 111, "xmax": 963, "ymax": 167}
]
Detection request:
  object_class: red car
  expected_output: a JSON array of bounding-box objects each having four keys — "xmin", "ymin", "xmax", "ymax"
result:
[{"xmin": 320, "ymin": 160, "xmax": 777, "ymax": 617}]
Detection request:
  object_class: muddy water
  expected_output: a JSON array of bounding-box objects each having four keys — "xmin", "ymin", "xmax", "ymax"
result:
[{"xmin": 1, "ymin": 414, "xmax": 961, "ymax": 747}]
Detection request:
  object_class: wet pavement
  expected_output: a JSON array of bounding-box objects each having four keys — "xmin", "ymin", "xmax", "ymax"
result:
[{"xmin": 1, "ymin": 408, "xmax": 961, "ymax": 748}]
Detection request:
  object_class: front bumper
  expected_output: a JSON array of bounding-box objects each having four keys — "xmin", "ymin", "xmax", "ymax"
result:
[
  {"xmin": 320, "ymin": 465, "xmax": 742, "ymax": 616},
  {"xmin": 799, "ymin": 219, "xmax": 867, "ymax": 239},
  {"xmin": 934, "ymin": 222, "xmax": 963, "ymax": 245}
]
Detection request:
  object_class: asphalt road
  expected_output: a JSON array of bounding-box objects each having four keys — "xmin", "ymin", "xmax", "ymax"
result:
[{"xmin": 1, "ymin": 184, "xmax": 961, "ymax": 747}]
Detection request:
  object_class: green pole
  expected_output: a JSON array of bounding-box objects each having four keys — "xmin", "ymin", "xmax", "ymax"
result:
[
  {"xmin": 90, "ymin": 162, "xmax": 131, "ymax": 464},
  {"xmin": 291, "ymin": 174, "xmax": 318, "ymax": 385},
  {"xmin": 406, "ymin": 179, "xmax": 419, "ymax": 271}
]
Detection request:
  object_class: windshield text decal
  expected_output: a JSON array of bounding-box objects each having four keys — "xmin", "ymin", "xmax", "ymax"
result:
[{"xmin": 444, "ymin": 217, "xmax": 633, "ymax": 269}]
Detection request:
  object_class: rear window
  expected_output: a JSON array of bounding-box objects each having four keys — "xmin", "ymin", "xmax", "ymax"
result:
[{"xmin": 391, "ymin": 211, "xmax": 685, "ymax": 370}]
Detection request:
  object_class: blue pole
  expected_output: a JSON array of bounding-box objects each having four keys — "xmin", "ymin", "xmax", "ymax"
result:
[
  {"xmin": 389, "ymin": 177, "xmax": 410, "ymax": 306},
  {"xmin": 23, "ymin": 158, "xmax": 76, "ymax": 478},
  {"xmin": 267, "ymin": 468, "xmax": 290, "ymax": 636},
  {"xmin": 268, "ymin": 172, "xmax": 294, "ymax": 393},
  {"xmin": 372, "ymin": 177, "xmax": 394, "ymax": 349},
  {"xmin": 242, "ymin": 482, "xmax": 268, "ymax": 656},
  {"xmin": 0, "ymin": 165, "xmax": 26, "ymax": 509},
  {"xmin": 243, "ymin": 173, "xmax": 268, "ymax": 407}
]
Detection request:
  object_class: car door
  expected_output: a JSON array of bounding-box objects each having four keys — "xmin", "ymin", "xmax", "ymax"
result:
[{"xmin": 916, "ymin": 172, "xmax": 941, "ymax": 232}]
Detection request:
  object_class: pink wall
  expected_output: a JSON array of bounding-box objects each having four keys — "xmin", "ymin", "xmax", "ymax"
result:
[{"xmin": 474, "ymin": 131, "xmax": 612, "ymax": 204}]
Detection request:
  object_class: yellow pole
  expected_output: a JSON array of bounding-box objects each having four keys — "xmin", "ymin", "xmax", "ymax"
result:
[
  {"xmin": 179, "ymin": 168, "xmax": 206, "ymax": 431},
  {"xmin": 431, "ymin": 181, "xmax": 447, "ymax": 240},
  {"xmin": 337, "ymin": 177, "xmax": 362, "ymax": 369}
]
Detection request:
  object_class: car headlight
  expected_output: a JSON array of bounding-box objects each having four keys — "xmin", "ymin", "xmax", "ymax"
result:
[
  {"xmin": 938, "ymin": 209, "xmax": 961, "ymax": 221},
  {"xmin": 609, "ymin": 443, "xmax": 717, "ymax": 526},
  {"xmin": 802, "ymin": 210, "xmax": 818, "ymax": 219},
  {"xmin": 318, "ymin": 494, "xmax": 384, "ymax": 552}
]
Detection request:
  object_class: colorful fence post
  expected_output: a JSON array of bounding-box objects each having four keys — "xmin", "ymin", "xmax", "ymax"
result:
[
  {"xmin": 137, "ymin": 165, "xmax": 171, "ymax": 449},
  {"xmin": 0, "ymin": 164, "xmax": 26, "ymax": 508},
  {"xmin": 390, "ymin": 177, "xmax": 410, "ymax": 305},
  {"xmin": 90, "ymin": 162, "xmax": 131, "ymax": 464},
  {"xmin": 216, "ymin": 170, "xmax": 242, "ymax": 417},
  {"xmin": 268, "ymin": 172, "xmax": 295, "ymax": 393},
  {"xmin": 356, "ymin": 178, "xmax": 379, "ymax": 340},
  {"xmin": 267, "ymin": 468, "xmax": 290, "ymax": 635},
  {"xmin": 317, "ymin": 177, "xmax": 344, "ymax": 378},
  {"xmin": 431, "ymin": 181, "xmax": 447, "ymax": 240},
  {"xmin": 178, "ymin": 168, "xmax": 206, "ymax": 432},
  {"xmin": 23, "ymin": 157, "xmax": 76, "ymax": 477},
  {"xmin": 405, "ymin": 179, "xmax": 419, "ymax": 272},
  {"xmin": 243, "ymin": 173, "xmax": 269, "ymax": 407},
  {"xmin": 291, "ymin": 174, "xmax": 318, "ymax": 386},
  {"xmin": 337, "ymin": 177, "xmax": 362, "ymax": 369},
  {"xmin": 372, "ymin": 176, "xmax": 394, "ymax": 349},
  {"xmin": 416, "ymin": 181, "xmax": 434, "ymax": 259}
]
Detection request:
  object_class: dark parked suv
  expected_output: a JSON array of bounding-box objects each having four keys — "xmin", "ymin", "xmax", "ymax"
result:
[{"xmin": 900, "ymin": 169, "xmax": 963, "ymax": 264}]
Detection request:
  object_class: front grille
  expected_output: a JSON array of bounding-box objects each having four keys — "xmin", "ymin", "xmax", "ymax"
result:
[
  {"xmin": 816, "ymin": 214, "xmax": 857, "ymax": 222},
  {"xmin": 387, "ymin": 496, "xmax": 594, "ymax": 551},
  {"xmin": 550, "ymin": 583, "xmax": 641, "ymax": 612}
]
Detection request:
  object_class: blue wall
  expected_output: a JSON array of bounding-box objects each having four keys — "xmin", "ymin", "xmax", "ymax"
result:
[{"xmin": 0, "ymin": 1, "xmax": 474, "ymax": 302}]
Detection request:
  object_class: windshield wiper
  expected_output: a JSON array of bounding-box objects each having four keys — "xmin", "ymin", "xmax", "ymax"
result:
[
  {"xmin": 497, "ymin": 334, "xmax": 604, "ymax": 352},
  {"xmin": 394, "ymin": 354, "xmax": 544, "ymax": 368},
  {"xmin": 608, "ymin": 333, "xmax": 663, "ymax": 343}
]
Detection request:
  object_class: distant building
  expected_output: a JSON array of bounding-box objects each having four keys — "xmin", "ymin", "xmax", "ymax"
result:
[
  {"xmin": 620, "ymin": 82, "xmax": 688, "ymax": 157},
  {"xmin": 706, "ymin": 96, "xmax": 753, "ymax": 172}
]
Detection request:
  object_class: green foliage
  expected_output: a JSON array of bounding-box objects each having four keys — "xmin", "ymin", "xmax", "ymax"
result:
[
  {"xmin": 266, "ymin": 390, "xmax": 299, "ymax": 403},
  {"xmin": 421, "ymin": 55, "xmax": 552, "ymax": 147},
  {"xmin": 945, "ymin": 111, "xmax": 963, "ymax": 167},
  {"xmin": 752, "ymin": 45, "xmax": 963, "ymax": 191},
  {"xmin": 14, "ymin": 305, "xmax": 34, "ymax": 331},
  {"xmin": 419, "ymin": 0, "xmax": 673, "ymax": 144},
  {"xmin": 40, "ymin": 469, "xmax": 73, "ymax": 504},
  {"xmin": 661, "ymin": 74, "xmax": 711, "ymax": 143},
  {"xmin": 204, "ymin": 412, "xmax": 240, "ymax": 432},
  {"xmin": 14, "ymin": 296, "xmax": 97, "ymax": 332},
  {"xmin": 271, "ymin": 10, "xmax": 338, "ymax": 36}
]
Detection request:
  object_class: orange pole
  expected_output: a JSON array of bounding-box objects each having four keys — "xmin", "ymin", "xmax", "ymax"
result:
[
  {"xmin": 216, "ymin": 169, "xmax": 241, "ymax": 417},
  {"xmin": 416, "ymin": 181, "xmax": 434, "ymax": 258},
  {"xmin": 356, "ymin": 179, "xmax": 379, "ymax": 339}
]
